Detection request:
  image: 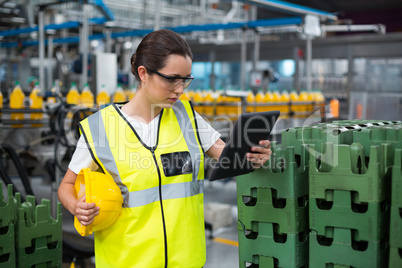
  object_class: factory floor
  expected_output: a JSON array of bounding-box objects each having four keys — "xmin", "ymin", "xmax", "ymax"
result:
[{"xmin": 6, "ymin": 175, "xmax": 240, "ymax": 268}]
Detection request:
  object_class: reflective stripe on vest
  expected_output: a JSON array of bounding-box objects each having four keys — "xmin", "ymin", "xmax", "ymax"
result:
[
  {"xmin": 127, "ymin": 179, "xmax": 203, "ymax": 208},
  {"xmin": 78, "ymin": 100, "xmax": 206, "ymax": 267}
]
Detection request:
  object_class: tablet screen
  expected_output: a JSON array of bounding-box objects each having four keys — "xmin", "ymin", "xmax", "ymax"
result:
[{"xmin": 209, "ymin": 110, "xmax": 279, "ymax": 181}]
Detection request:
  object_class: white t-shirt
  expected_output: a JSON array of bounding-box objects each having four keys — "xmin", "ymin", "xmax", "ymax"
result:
[{"xmin": 68, "ymin": 106, "xmax": 221, "ymax": 174}]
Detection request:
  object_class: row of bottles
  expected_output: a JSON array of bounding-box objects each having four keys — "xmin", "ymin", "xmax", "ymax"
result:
[
  {"xmin": 179, "ymin": 89, "xmax": 325, "ymax": 119},
  {"xmin": 251, "ymin": 89, "xmax": 325, "ymax": 118},
  {"xmin": 3, "ymin": 81, "xmax": 137, "ymax": 128},
  {"xmin": 180, "ymin": 90, "xmax": 243, "ymax": 118},
  {"xmin": 5, "ymin": 81, "xmax": 136, "ymax": 110},
  {"xmin": 66, "ymin": 83, "xmax": 135, "ymax": 107}
]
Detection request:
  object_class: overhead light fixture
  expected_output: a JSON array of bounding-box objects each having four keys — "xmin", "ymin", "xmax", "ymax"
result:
[
  {"xmin": 124, "ymin": 41, "xmax": 133, "ymax": 50},
  {"xmin": 46, "ymin": 29, "xmax": 56, "ymax": 35},
  {"xmin": 216, "ymin": 30, "xmax": 225, "ymax": 41},
  {"xmin": 91, "ymin": 40, "xmax": 99, "ymax": 48}
]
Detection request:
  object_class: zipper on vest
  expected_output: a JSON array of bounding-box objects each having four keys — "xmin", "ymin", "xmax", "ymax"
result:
[{"xmin": 151, "ymin": 148, "xmax": 168, "ymax": 268}]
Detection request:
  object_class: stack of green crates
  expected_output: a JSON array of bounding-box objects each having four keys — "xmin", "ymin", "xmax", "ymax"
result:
[
  {"xmin": 237, "ymin": 142, "xmax": 309, "ymax": 267},
  {"xmin": 236, "ymin": 120, "xmax": 402, "ymax": 267},
  {"xmin": 0, "ymin": 182, "xmax": 62, "ymax": 268},
  {"xmin": 389, "ymin": 149, "xmax": 402, "ymax": 267},
  {"xmin": 351, "ymin": 122, "xmax": 402, "ymax": 267},
  {"xmin": 0, "ymin": 184, "xmax": 16, "ymax": 267},
  {"xmin": 308, "ymin": 142, "xmax": 391, "ymax": 267}
]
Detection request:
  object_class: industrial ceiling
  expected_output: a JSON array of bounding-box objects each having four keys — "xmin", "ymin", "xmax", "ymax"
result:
[
  {"xmin": 1, "ymin": 0, "xmax": 402, "ymax": 33},
  {"xmin": 0, "ymin": 0, "xmax": 401, "ymax": 52}
]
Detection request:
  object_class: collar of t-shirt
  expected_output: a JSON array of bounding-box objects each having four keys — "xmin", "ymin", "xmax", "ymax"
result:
[{"xmin": 116, "ymin": 104, "xmax": 160, "ymax": 147}]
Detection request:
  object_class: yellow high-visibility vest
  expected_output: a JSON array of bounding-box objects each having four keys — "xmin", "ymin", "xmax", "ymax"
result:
[{"xmin": 79, "ymin": 100, "xmax": 205, "ymax": 267}]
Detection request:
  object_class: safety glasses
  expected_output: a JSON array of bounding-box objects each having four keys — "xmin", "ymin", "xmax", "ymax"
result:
[{"xmin": 151, "ymin": 70, "xmax": 194, "ymax": 89}]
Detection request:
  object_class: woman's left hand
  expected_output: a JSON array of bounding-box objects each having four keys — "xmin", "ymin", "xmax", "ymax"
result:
[{"xmin": 246, "ymin": 140, "xmax": 272, "ymax": 168}]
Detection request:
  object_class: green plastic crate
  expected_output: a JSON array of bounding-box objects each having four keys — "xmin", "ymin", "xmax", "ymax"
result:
[
  {"xmin": 240, "ymin": 255, "xmax": 276, "ymax": 268},
  {"xmin": 0, "ymin": 183, "xmax": 16, "ymax": 228},
  {"xmin": 238, "ymin": 221, "xmax": 308, "ymax": 268},
  {"xmin": 390, "ymin": 149, "xmax": 402, "ymax": 249},
  {"xmin": 237, "ymin": 143, "xmax": 309, "ymax": 199},
  {"xmin": 0, "ymin": 222, "xmax": 16, "ymax": 268},
  {"xmin": 237, "ymin": 186, "xmax": 308, "ymax": 234},
  {"xmin": 390, "ymin": 206, "xmax": 402, "ymax": 249},
  {"xmin": 353, "ymin": 126, "xmax": 402, "ymax": 157},
  {"xmin": 282, "ymin": 126, "xmax": 356, "ymax": 155},
  {"xmin": 310, "ymin": 190, "xmax": 389, "ymax": 242},
  {"xmin": 309, "ymin": 143, "xmax": 393, "ymax": 203},
  {"xmin": 391, "ymin": 149, "xmax": 402, "ymax": 208},
  {"xmin": 15, "ymin": 196, "xmax": 62, "ymax": 268},
  {"xmin": 309, "ymin": 228, "xmax": 388, "ymax": 268},
  {"xmin": 388, "ymin": 247, "xmax": 402, "ymax": 268},
  {"xmin": 0, "ymin": 183, "xmax": 16, "ymax": 268}
]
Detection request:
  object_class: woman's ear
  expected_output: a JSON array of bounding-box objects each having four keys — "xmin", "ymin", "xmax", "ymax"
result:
[{"xmin": 137, "ymin": 66, "xmax": 147, "ymax": 82}]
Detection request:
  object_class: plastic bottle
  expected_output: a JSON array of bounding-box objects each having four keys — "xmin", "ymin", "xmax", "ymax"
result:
[
  {"xmin": 179, "ymin": 91, "xmax": 191, "ymax": 101},
  {"xmin": 279, "ymin": 90, "xmax": 290, "ymax": 118},
  {"xmin": 289, "ymin": 90, "xmax": 299, "ymax": 118},
  {"xmin": 246, "ymin": 90, "xmax": 255, "ymax": 113},
  {"xmin": 263, "ymin": 90, "xmax": 274, "ymax": 112},
  {"xmin": 314, "ymin": 89, "xmax": 326, "ymax": 118},
  {"xmin": 29, "ymin": 82, "xmax": 44, "ymax": 127},
  {"xmin": 66, "ymin": 82, "xmax": 80, "ymax": 119},
  {"xmin": 192, "ymin": 89, "xmax": 204, "ymax": 115},
  {"xmin": 113, "ymin": 84, "xmax": 127, "ymax": 103},
  {"xmin": 307, "ymin": 90, "xmax": 314, "ymax": 114},
  {"xmin": 298, "ymin": 90, "xmax": 309, "ymax": 118},
  {"xmin": 215, "ymin": 91, "xmax": 226, "ymax": 117},
  {"xmin": 96, "ymin": 84, "xmax": 111, "ymax": 108},
  {"xmin": 188, "ymin": 90, "xmax": 195, "ymax": 101},
  {"xmin": 80, "ymin": 83, "xmax": 94, "ymax": 108},
  {"xmin": 0, "ymin": 88, "xmax": 3, "ymax": 120},
  {"xmin": 66, "ymin": 82, "xmax": 80, "ymax": 105},
  {"xmin": 0, "ymin": 89, "xmax": 3, "ymax": 109},
  {"xmin": 330, "ymin": 97, "xmax": 340, "ymax": 118},
  {"xmin": 255, "ymin": 91, "xmax": 265, "ymax": 112},
  {"xmin": 10, "ymin": 81, "xmax": 25, "ymax": 128},
  {"xmin": 227, "ymin": 96, "xmax": 236, "ymax": 118},
  {"xmin": 203, "ymin": 90, "xmax": 214, "ymax": 118},
  {"xmin": 271, "ymin": 89, "xmax": 281, "ymax": 114},
  {"xmin": 125, "ymin": 86, "xmax": 136, "ymax": 101},
  {"xmin": 232, "ymin": 96, "xmax": 242, "ymax": 118},
  {"xmin": 47, "ymin": 82, "xmax": 58, "ymax": 104}
]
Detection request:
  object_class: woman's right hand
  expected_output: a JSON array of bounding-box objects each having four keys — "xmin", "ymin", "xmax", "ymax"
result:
[{"xmin": 75, "ymin": 195, "xmax": 100, "ymax": 226}]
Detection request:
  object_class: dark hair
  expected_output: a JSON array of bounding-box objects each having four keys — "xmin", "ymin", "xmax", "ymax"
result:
[{"xmin": 130, "ymin": 29, "xmax": 193, "ymax": 82}]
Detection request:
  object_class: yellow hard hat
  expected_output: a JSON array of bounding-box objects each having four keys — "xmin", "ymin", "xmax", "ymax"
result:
[{"xmin": 74, "ymin": 168, "xmax": 123, "ymax": 236}]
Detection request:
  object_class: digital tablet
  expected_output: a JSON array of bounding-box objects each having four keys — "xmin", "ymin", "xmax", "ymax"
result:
[{"xmin": 209, "ymin": 110, "xmax": 280, "ymax": 181}]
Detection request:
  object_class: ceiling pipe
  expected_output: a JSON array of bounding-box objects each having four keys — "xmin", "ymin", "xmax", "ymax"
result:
[
  {"xmin": 241, "ymin": 0, "xmax": 337, "ymax": 21},
  {"xmin": 0, "ymin": 18, "xmax": 110, "ymax": 37},
  {"xmin": 0, "ymin": 17, "xmax": 303, "ymax": 47},
  {"xmin": 0, "ymin": 0, "xmax": 113, "ymax": 38}
]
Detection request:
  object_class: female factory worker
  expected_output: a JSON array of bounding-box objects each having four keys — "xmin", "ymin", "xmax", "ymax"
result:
[{"xmin": 58, "ymin": 29, "xmax": 271, "ymax": 268}]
